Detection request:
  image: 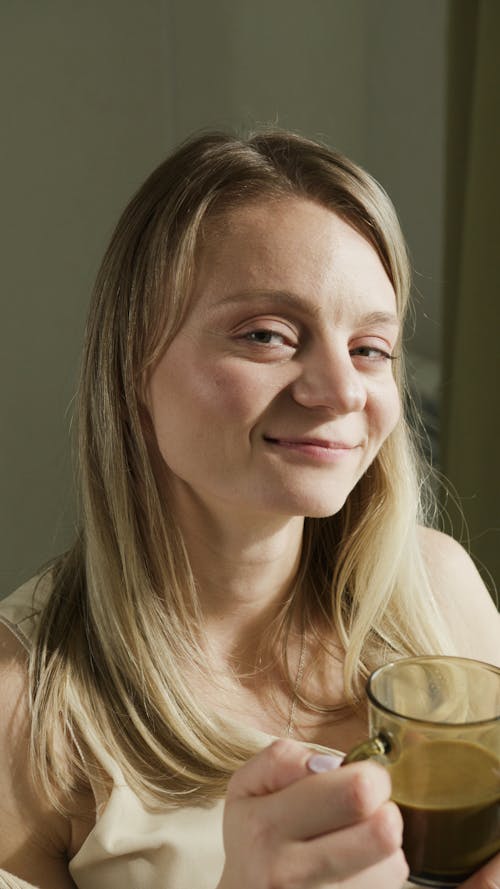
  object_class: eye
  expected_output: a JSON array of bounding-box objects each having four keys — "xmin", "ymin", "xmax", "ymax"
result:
[
  {"xmin": 243, "ymin": 329, "xmax": 289, "ymax": 346},
  {"xmin": 351, "ymin": 345, "xmax": 395, "ymax": 361}
]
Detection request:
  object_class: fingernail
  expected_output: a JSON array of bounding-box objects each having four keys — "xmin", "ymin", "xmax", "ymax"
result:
[{"xmin": 307, "ymin": 753, "xmax": 343, "ymax": 773}]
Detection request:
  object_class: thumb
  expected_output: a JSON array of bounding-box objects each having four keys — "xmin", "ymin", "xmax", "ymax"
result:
[
  {"xmin": 227, "ymin": 738, "xmax": 343, "ymax": 802},
  {"xmin": 458, "ymin": 853, "xmax": 500, "ymax": 889}
]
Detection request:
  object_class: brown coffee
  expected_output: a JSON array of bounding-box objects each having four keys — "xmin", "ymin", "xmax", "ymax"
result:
[{"xmin": 389, "ymin": 739, "xmax": 500, "ymax": 886}]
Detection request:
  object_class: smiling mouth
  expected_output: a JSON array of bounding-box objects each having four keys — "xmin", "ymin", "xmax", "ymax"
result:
[
  {"xmin": 264, "ymin": 436, "xmax": 356, "ymax": 449},
  {"xmin": 263, "ymin": 436, "xmax": 359, "ymax": 461}
]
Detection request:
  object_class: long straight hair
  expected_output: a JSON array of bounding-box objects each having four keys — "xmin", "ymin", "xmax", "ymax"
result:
[{"xmin": 30, "ymin": 131, "xmax": 454, "ymax": 809}]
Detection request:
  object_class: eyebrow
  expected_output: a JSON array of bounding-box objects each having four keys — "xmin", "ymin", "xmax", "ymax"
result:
[
  {"xmin": 355, "ymin": 310, "xmax": 401, "ymax": 329},
  {"xmin": 217, "ymin": 290, "xmax": 400, "ymax": 329}
]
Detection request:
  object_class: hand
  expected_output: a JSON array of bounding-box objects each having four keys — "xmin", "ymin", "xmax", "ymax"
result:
[
  {"xmin": 459, "ymin": 852, "xmax": 500, "ymax": 889},
  {"xmin": 216, "ymin": 738, "xmax": 409, "ymax": 889}
]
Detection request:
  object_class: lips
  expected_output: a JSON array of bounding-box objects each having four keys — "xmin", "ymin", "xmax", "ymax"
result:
[{"xmin": 263, "ymin": 436, "xmax": 356, "ymax": 450}]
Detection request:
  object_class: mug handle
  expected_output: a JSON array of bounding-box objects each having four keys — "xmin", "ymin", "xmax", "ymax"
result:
[{"xmin": 342, "ymin": 732, "xmax": 392, "ymax": 764}]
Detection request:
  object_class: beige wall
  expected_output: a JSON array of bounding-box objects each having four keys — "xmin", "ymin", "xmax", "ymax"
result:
[
  {"xmin": 1, "ymin": 1, "xmax": 173, "ymax": 592},
  {"xmin": 169, "ymin": 0, "xmax": 366, "ymax": 156},
  {"xmin": 1, "ymin": 0, "xmax": 448, "ymax": 594},
  {"xmin": 364, "ymin": 0, "xmax": 448, "ymax": 362}
]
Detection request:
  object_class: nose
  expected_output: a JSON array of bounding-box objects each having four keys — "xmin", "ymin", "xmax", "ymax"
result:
[{"xmin": 290, "ymin": 342, "xmax": 367, "ymax": 414}]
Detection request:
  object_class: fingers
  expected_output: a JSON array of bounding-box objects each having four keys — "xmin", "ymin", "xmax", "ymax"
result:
[
  {"xmin": 339, "ymin": 847, "xmax": 410, "ymax": 888},
  {"xmin": 222, "ymin": 743, "xmax": 404, "ymax": 889},
  {"xmin": 268, "ymin": 758, "xmax": 392, "ymax": 840},
  {"xmin": 226, "ymin": 739, "xmax": 342, "ymax": 802},
  {"xmin": 224, "ymin": 801, "xmax": 406, "ymax": 888},
  {"xmin": 261, "ymin": 800, "xmax": 405, "ymax": 886},
  {"xmin": 228, "ymin": 739, "xmax": 392, "ymax": 842},
  {"xmin": 303, "ymin": 799, "xmax": 405, "ymax": 881},
  {"xmin": 458, "ymin": 852, "xmax": 500, "ymax": 889}
]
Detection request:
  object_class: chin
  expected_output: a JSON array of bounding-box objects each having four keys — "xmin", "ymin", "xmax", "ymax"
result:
[
  {"xmin": 262, "ymin": 489, "xmax": 351, "ymax": 520},
  {"xmin": 304, "ymin": 501, "xmax": 348, "ymax": 519}
]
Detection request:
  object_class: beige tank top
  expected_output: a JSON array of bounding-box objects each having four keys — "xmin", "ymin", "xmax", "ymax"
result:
[
  {"xmin": 0, "ymin": 577, "xmax": 412, "ymax": 889},
  {"xmin": 0, "ymin": 576, "xmax": 243, "ymax": 889}
]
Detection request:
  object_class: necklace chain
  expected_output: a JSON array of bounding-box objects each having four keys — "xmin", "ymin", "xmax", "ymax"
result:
[{"xmin": 285, "ymin": 630, "xmax": 306, "ymax": 738}]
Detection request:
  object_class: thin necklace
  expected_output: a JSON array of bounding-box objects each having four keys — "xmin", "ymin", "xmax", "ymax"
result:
[{"xmin": 286, "ymin": 630, "xmax": 306, "ymax": 738}]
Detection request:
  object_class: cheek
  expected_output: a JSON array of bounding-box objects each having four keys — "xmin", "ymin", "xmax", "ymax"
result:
[
  {"xmin": 192, "ymin": 361, "xmax": 274, "ymax": 426},
  {"xmin": 372, "ymin": 379, "xmax": 401, "ymax": 438},
  {"xmin": 150, "ymin": 356, "xmax": 271, "ymax": 448},
  {"xmin": 211, "ymin": 368, "xmax": 264, "ymax": 416}
]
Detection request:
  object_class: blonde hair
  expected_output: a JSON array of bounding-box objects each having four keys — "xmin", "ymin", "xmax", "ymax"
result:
[{"xmin": 30, "ymin": 130, "xmax": 453, "ymax": 810}]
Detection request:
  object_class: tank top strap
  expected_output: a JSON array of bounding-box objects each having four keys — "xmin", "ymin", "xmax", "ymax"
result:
[{"xmin": 0, "ymin": 571, "xmax": 53, "ymax": 650}]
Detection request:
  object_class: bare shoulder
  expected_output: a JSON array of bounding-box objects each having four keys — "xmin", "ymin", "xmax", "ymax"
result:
[
  {"xmin": 418, "ymin": 527, "xmax": 500, "ymax": 666},
  {"xmin": 0, "ymin": 621, "xmax": 78, "ymax": 889}
]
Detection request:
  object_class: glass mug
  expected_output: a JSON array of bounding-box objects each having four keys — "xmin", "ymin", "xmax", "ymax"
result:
[{"xmin": 343, "ymin": 656, "xmax": 500, "ymax": 888}]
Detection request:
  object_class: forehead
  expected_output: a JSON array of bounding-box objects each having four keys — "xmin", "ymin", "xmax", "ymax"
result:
[{"xmin": 192, "ymin": 197, "xmax": 397, "ymax": 321}]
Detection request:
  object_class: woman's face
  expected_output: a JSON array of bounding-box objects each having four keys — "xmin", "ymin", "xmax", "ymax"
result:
[{"xmin": 147, "ymin": 197, "xmax": 401, "ymax": 521}]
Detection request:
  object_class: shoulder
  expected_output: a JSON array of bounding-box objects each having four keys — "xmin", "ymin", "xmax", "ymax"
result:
[
  {"xmin": 0, "ymin": 571, "xmax": 54, "ymax": 648},
  {"xmin": 418, "ymin": 526, "xmax": 500, "ymax": 666},
  {"xmin": 0, "ymin": 621, "xmax": 77, "ymax": 887}
]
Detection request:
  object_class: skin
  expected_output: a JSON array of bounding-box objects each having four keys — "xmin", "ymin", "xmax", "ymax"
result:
[
  {"xmin": 0, "ymin": 197, "xmax": 499, "ymax": 889},
  {"xmin": 149, "ymin": 198, "xmax": 401, "ymax": 525},
  {"xmin": 147, "ymin": 198, "xmax": 400, "ymax": 666}
]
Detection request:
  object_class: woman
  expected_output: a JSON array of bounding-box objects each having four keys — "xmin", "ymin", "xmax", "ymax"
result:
[{"xmin": 0, "ymin": 131, "xmax": 498, "ymax": 889}]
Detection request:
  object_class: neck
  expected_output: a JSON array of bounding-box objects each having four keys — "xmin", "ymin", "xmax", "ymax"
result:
[{"xmin": 172, "ymin": 487, "xmax": 305, "ymax": 666}]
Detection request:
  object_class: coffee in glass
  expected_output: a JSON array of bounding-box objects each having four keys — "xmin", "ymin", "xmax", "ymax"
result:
[{"xmin": 343, "ymin": 656, "xmax": 500, "ymax": 887}]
